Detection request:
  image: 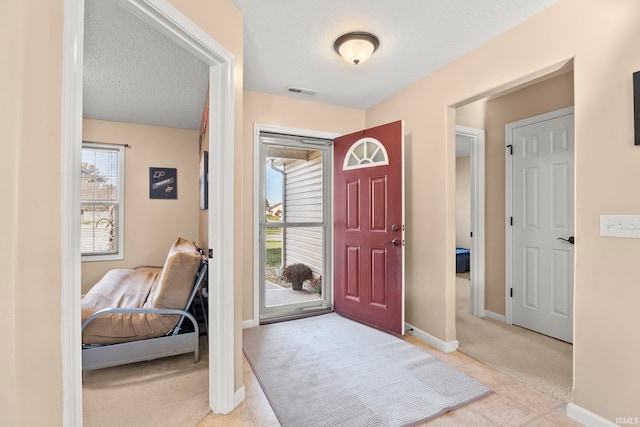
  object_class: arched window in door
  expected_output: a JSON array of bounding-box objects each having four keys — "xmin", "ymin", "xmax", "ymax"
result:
[{"xmin": 342, "ymin": 137, "xmax": 389, "ymax": 170}]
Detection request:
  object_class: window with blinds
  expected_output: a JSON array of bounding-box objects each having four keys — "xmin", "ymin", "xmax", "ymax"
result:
[{"xmin": 81, "ymin": 142, "xmax": 125, "ymax": 260}]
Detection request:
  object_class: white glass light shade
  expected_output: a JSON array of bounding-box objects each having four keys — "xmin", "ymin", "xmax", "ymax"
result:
[{"xmin": 334, "ymin": 32, "xmax": 379, "ymax": 65}]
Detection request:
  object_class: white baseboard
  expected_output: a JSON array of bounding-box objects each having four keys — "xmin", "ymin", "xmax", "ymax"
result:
[
  {"xmin": 567, "ymin": 403, "xmax": 617, "ymax": 427},
  {"xmin": 484, "ymin": 310, "xmax": 506, "ymax": 323},
  {"xmin": 242, "ymin": 319, "xmax": 257, "ymax": 329},
  {"xmin": 405, "ymin": 322, "xmax": 459, "ymax": 353},
  {"xmin": 234, "ymin": 385, "xmax": 246, "ymax": 407}
]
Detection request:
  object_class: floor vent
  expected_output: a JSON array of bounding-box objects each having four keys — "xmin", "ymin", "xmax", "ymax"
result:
[{"xmin": 286, "ymin": 86, "xmax": 318, "ymax": 96}]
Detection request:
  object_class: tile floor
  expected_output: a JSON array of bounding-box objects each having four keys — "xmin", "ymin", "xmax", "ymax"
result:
[{"xmin": 197, "ymin": 335, "xmax": 582, "ymax": 427}]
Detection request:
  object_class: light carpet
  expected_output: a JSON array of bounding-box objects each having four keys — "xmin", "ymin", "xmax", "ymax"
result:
[
  {"xmin": 82, "ymin": 337, "xmax": 209, "ymax": 427},
  {"xmin": 455, "ymin": 274, "xmax": 573, "ymax": 402},
  {"xmin": 243, "ymin": 313, "xmax": 492, "ymax": 427}
]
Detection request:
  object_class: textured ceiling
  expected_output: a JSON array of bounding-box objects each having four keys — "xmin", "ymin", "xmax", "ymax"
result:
[
  {"xmin": 83, "ymin": 0, "xmax": 208, "ymax": 130},
  {"xmin": 233, "ymin": 0, "xmax": 558, "ymax": 109},
  {"xmin": 82, "ymin": 0, "xmax": 559, "ymax": 131}
]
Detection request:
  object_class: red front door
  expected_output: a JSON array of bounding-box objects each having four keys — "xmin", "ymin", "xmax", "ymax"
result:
[{"xmin": 334, "ymin": 121, "xmax": 404, "ymax": 335}]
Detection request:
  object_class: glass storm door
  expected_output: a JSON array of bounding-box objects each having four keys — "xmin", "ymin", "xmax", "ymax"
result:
[{"xmin": 259, "ymin": 132, "xmax": 333, "ymax": 322}]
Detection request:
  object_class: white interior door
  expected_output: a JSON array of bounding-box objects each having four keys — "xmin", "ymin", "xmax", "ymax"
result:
[{"xmin": 507, "ymin": 108, "xmax": 574, "ymax": 343}]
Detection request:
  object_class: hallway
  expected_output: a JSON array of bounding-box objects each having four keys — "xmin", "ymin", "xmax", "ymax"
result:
[{"xmin": 456, "ymin": 273, "xmax": 573, "ymax": 402}]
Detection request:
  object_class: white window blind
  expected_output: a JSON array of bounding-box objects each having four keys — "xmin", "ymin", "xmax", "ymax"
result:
[{"xmin": 81, "ymin": 142, "xmax": 125, "ymax": 260}]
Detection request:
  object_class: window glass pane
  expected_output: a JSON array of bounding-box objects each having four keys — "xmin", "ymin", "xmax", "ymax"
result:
[
  {"xmin": 81, "ymin": 144, "xmax": 122, "ymax": 257},
  {"xmin": 81, "ymin": 204, "xmax": 118, "ymax": 254},
  {"xmin": 353, "ymin": 142, "xmax": 365, "ymax": 160},
  {"xmin": 265, "ymin": 144, "xmax": 323, "ymax": 223},
  {"xmin": 264, "ymin": 226, "xmax": 323, "ymax": 307},
  {"xmin": 83, "ymin": 149, "xmax": 119, "ymax": 202},
  {"xmin": 372, "ymin": 146, "xmax": 385, "ymax": 162},
  {"xmin": 364, "ymin": 141, "xmax": 373, "ymax": 157}
]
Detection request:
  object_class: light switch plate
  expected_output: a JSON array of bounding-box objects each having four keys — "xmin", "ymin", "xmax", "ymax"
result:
[{"xmin": 600, "ymin": 215, "xmax": 640, "ymax": 238}]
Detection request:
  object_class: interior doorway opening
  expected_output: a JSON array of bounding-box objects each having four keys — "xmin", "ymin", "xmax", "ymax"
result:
[
  {"xmin": 451, "ymin": 60, "xmax": 575, "ymax": 402},
  {"xmin": 455, "ymin": 126, "xmax": 485, "ymax": 317},
  {"xmin": 62, "ymin": 0, "xmax": 236, "ymax": 422}
]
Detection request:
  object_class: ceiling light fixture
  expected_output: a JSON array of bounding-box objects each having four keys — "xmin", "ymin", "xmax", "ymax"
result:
[{"xmin": 334, "ymin": 32, "xmax": 379, "ymax": 65}]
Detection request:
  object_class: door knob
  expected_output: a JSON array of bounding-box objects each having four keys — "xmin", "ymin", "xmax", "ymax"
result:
[
  {"xmin": 391, "ymin": 239, "xmax": 400, "ymax": 246},
  {"xmin": 391, "ymin": 224, "xmax": 400, "ymax": 232},
  {"xmin": 557, "ymin": 236, "xmax": 575, "ymax": 245}
]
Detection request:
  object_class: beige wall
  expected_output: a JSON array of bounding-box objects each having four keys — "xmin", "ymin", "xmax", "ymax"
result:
[
  {"xmin": 366, "ymin": 0, "xmax": 640, "ymax": 420},
  {"xmin": 81, "ymin": 119, "xmax": 200, "ymax": 293},
  {"xmin": 242, "ymin": 90, "xmax": 365, "ymax": 320},
  {"xmin": 456, "ymin": 100, "xmax": 486, "ymax": 129},
  {"xmin": 1, "ymin": 0, "xmax": 64, "ymax": 425},
  {"xmin": 1, "ymin": 0, "xmax": 243, "ymax": 424},
  {"xmin": 455, "ymin": 156, "xmax": 471, "ymax": 249},
  {"xmin": 1, "ymin": 2, "xmax": 20, "ymax": 424}
]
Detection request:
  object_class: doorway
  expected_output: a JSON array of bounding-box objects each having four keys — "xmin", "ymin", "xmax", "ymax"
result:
[
  {"xmin": 455, "ymin": 126, "xmax": 485, "ymax": 317},
  {"xmin": 256, "ymin": 130, "xmax": 334, "ymax": 323},
  {"xmin": 451, "ymin": 65, "xmax": 574, "ymax": 400},
  {"xmin": 252, "ymin": 121, "xmax": 406, "ymax": 336},
  {"xmin": 61, "ymin": 0, "xmax": 236, "ymax": 421}
]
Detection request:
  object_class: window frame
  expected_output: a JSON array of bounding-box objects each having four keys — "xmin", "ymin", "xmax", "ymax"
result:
[{"xmin": 81, "ymin": 141, "xmax": 125, "ymax": 262}]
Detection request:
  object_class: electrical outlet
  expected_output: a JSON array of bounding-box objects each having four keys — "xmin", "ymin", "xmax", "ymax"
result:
[{"xmin": 600, "ymin": 215, "xmax": 640, "ymax": 238}]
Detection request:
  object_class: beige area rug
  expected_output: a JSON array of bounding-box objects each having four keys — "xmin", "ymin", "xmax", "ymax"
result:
[
  {"xmin": 243, "ymin": 313, "xmax": 493, "ymax": 427},
  {"xmin": 82, "ymin": 337, "xmax": 209, "ymax": 427},
  {"xmin": 455, "ymin": 274, "xmax": 573, "ymax": 402}
]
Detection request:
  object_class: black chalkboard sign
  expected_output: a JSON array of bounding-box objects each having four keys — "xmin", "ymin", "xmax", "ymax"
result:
[
  {"xmin": 149, "ymin": 167, "xmax": 177, "ymax": 199},
  {"xmin": 634, "ymin": 71, "xmax": 640, "ymax": 145}
]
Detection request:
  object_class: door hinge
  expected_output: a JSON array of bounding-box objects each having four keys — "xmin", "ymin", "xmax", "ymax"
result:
[
  {"xmin": 208, "ymin": 249, "xmax": 213, "ymax": 259},
  {"xmin": 510, "ymin": 217, "xmax": 513, "ymax": 226},
  {"xmin": 470, "ymin": 231, "xmax": 473, "ymax": 238},
  {"xmin": 507, "ymin": 144, "xmax": 513, "ymax": 155},
  {"xmin": 510, "ymin": 288, "xmax": 513, "ymax": 298}
]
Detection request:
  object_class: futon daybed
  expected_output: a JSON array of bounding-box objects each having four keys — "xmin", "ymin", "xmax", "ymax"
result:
[{"xmin": 81, "ymin": 237, "xmax": 207, "ymax": 372}]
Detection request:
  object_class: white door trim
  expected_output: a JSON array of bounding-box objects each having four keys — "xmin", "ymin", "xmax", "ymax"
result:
[
  {"xmin": 61, "ymin": 1, "xmax": 84, "ymax": 424},
  {"xmin": 62, "ymin": 0, "xmax": 237, "ymax": 423},
  {"xmin": 252, "ymin": 124, "xmax": 340, "ymax": 326},
  {"xmin": 505, "ymin": 106, "xmax": 574, "ymax": 325},
  {"xmin": 455, "ymin": 126, "xmax": 485, "ymax": 317}
]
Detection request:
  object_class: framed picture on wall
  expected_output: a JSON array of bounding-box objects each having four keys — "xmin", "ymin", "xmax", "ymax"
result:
[
  {"xmin": 149, "ymin": 167, "xmax": 177, "ymax": 199},
  {"xmin": 634, "ymin": 71, "xmax": 640, "ymax": 145},
  {"xmin": 200, "ymin": 151, "xmax": 208, "ymax": 209}
]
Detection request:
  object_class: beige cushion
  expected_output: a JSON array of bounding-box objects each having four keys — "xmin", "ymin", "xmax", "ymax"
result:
[
  {"xmin": 143, "ymin": 238, "xmax": 201, "ymax": 331},
  {"xmin": 81, "ymin": 268, "xmax": 161, "ymax": 344},
  {"xmin": 81, "ymin": 238, "xmax": 202, "ymax": 345}
]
